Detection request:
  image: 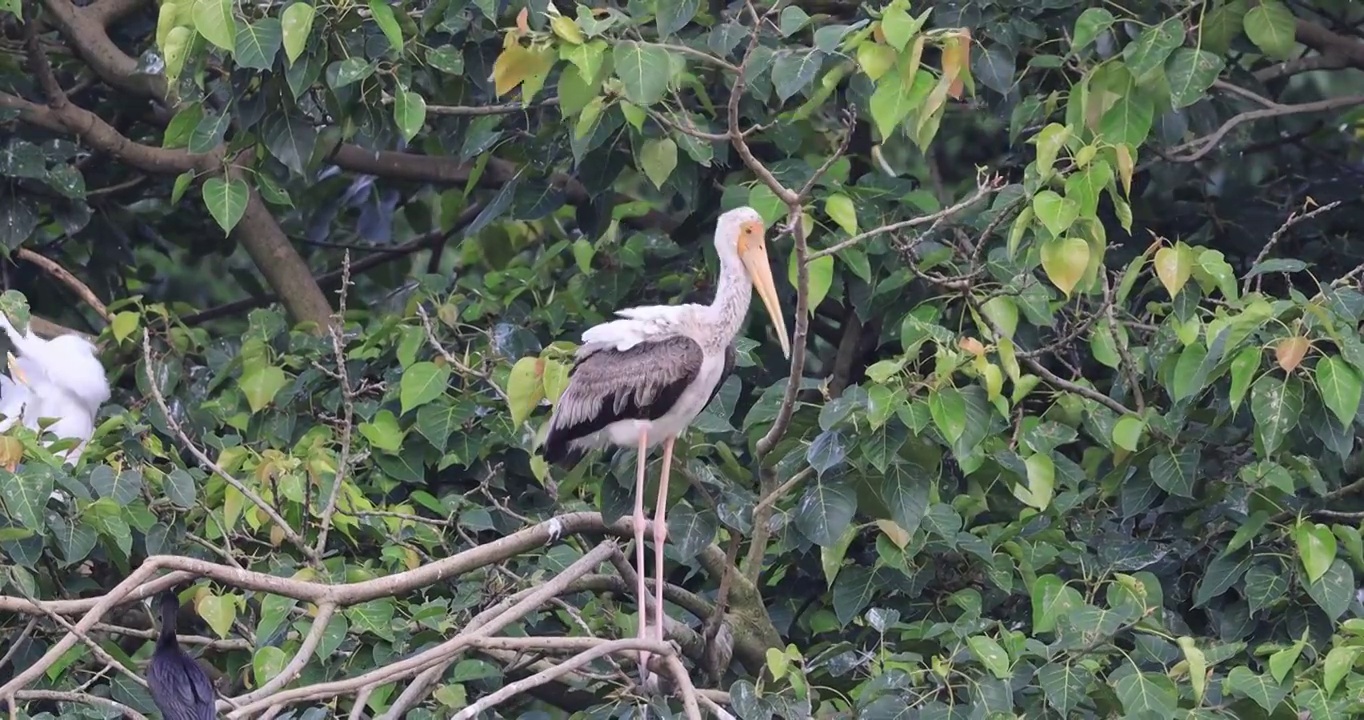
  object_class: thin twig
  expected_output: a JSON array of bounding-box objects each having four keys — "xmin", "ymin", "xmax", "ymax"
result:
[
  {"xmin": 314, "ymin": 252, "xmax": 357, "ymax": 555},
  {"xmin": 806, "ymin": 179, "xmax": 1001, "ymax": 262},
  {"xmin": 1243, "ymin": 200, "xmax": 1342, "ymax": 295},
  {"xmin": 141, "ymin": 329, "xmax": 320, "ymax": 565},
  {"xmin": 231, "ymin": 603, "xmax": 337, "ymax": 705}
]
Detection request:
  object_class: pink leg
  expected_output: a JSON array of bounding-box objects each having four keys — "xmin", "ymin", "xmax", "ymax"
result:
[
  {"xmin": 653, "ymin": 437, "xmax": 675, "ymax": 645},
  {"xmin": 632, "ymin": 431, "xmax": 652, "ymax": 682}
]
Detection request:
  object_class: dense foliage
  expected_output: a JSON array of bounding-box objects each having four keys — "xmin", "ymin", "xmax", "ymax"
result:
[{"xmin": 5, "ymin": 0, "xmax": 1364, "ymax": 717}]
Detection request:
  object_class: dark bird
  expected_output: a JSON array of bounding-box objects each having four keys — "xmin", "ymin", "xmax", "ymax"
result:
[{"xmin": 146, "ymin": 591, "xmax": 217, "ymax": 720}]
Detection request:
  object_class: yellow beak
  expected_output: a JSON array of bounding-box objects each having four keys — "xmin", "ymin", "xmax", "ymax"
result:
[
  {"xmin": 740, "ymin": 228, "xmax": 791, "ymax": 360},
  {"xmin": 6, "ymin": 352, "xmax": 25, "ymax": 386}
]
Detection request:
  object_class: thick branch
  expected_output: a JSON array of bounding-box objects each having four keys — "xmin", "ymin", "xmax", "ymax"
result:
[{"xmin": 226, "ymin": 154, "xmax": 334, "ymax": 329}]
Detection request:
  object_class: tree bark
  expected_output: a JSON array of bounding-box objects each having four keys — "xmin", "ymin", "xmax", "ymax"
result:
[{"xmin": 227, "ymin": 158, "xmax": 334, "ymax": 331}]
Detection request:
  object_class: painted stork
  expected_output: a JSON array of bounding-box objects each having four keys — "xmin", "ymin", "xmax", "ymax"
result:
[
  {"xmin": 542, "ymin": 205, "xmax": 790, "ymax": 677},
  {"xmin": 0, "ymin": 314, "xmax": 110, "ymax": 466}
]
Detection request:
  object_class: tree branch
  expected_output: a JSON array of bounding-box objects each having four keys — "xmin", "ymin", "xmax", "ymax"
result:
[{"xmin": 14, "ymin": 248, "xmax": 111, "ymax": 324}]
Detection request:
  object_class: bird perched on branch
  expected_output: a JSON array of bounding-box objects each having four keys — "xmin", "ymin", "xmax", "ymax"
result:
[
  {"xmin": 146, "ymin": 590, "xmax": 217, "ymax": 720},
  {"xmin": 542, "ymin": 205, "xmax": 790, "ymax": 681},
  {"xmin": 0, "ymin": 313, "xmax": 110, "ymax": 466}
]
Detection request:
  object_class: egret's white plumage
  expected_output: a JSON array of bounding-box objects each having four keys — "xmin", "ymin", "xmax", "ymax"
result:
[
  {"xmin": 542, "ymin": 206, "xmax": 790, "ymax": 682},
  {"xmin": 0, "ymin": 315, "xmax": 110, "ymax": 467}
]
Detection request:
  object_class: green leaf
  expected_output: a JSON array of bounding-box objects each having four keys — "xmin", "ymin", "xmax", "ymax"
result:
[
  {"xmin": 394, "ymin": 87, "xmax": 427, "ymax": 143},
  {"xmin": 857, "ymin": 42, "xmax": 896, "ymax": 81},
  {"xmin": 253, "ymin": 646, "xmax": 288, "ymax": 687},
  {"xmin": 656, "ymin": 0, "xmax": 698, "ymax": 37},
  {"xmin": 1098, "ymin": 92, "xmax": 1155, "ymax": 148},
  {"xmin": 201, "ymin": 177, "xmax": 248, "ymax": 235},
  {"xmin": 869, "ymin": 69, "xmax": 926, "ymax": 138},
  {"xmin": 1112, "ymin": 663, "xmax": 1177, "ymax": 717},
  {"xmin": 1243, "ymin": 0, "xmax": 1297, "ymax": 59},
  {"xmin": 1149, "ymin": 447, "xmax": 1196, "ymax": 498},
  {"xmin": 198, "ymin": 594, "xmax": 237, "ymax": 639},
  {"xmin": 0, "ymin": 467, "xmax": 53, "ymax": 529},
  {"xmin": 880, "ymin": 5, "xmax": 919, "ymax": 51},
  {"xmin": 638, "ymin": 138, "xmax": 678, "ymax": 189},
  {"xmin": 327, "ymin": 57, "xmax": 377, "ymax": 89},
  {"xmin": 428, "ymin": 45, "xmax": 464, "ymax": 74},
  {"xmin": 399, "ymin": 361, "xmax": 451, "ymax": 415},
  {"xmin": 239, "ymin": 364, "xmax": 287, "ymax": 413},
  {"xmin": 1267, "ymin": 638, "xmax": 1305, "ymax": 684},
  {"xmin": 507, "ymin": 356, "xmax": 544, "ymax": 426},
  {"xmin": 192, "ymin": 0, "xmax": 237, "ymax": 51},
  {"xmin": 1305, "ymin": 558, "xmax": 1354, "ymax": 619},
  {"xmin": 1296, "ymin": 521, "xmax": 1337, "ymax": 584},
  {"xmin": 110, "ymin": 311, "xmax": 139, "ymax": 343},
  {"xmin": 1111, "ymin": 416, "xmax": 1144, "ymax": 452},
  {"xmin": 1019, "ymin": 452, "xmax": 1055, "ymax": 510},
  {"xmin": 1226, "ymin": 667, "xmax": 1289, "ymax": 713},
  {"xmin": 824, "ymin": 193, "xmax": 857, "ymax": 235},
  {"xmin": 1031, "ymin": 574, "xmax": 1082, "ymax": 634},
  {"xmin": 788, "ymin": 250, "xmax": 834, "ymax": 313},
  {"xmin": 819, "ymin": 522, "xmax": 857, "ymax": 587},
  {"xmin": 1316, "ymin": 355, "xmax": 1362, "ymax": 427},
  {"xmin": 612, "ymin": 41, "xmax": 672, "ymax": 106},
  {"xmin": 1032, "ymin": 190, "xmax": 1078, "ymax": 237},
  {"xmin": 1039, "ymin": 236, "xmax": 1090, "ymax": 298},
  {"xmin": 1121, "ymin": 18, "xmax": 1185, "ymax": 79},
  {"xmin": 90, "ymin": 467, "xmax": 143, "ymax": 505},
  {"xmin": 1250, "ymin": 374, "xmax": 1304, "ymax": 455},
  {"xmin": 929, "ymin": 387, "xmax": 967, "ymax": 444},
  {"xmin": 280, "ymin": 2, "xmax": 314, "ymax": 64},
  {"xmin": 1071, "ymin": 8, "xmax": 1115, "ymax": 52},
  {"xmin": 966, "ymin": 636, "xmax": 1011, "ymax": 679},
  {"xmin": 793, "ymin": 474, "xmax": 856, "ymax": 547},
  {"xmin": 1228, "ymin": 346, "xmax": 1260, "ymax": 411},
  {"xmin": 772, "ymin": 49, "xmax": 824, "ymax": 102},
  {"xmin": 359, "ymin": 410, "xmax": 404, "ymax": 453},
  {"xmin": 1032, "ymin": 123, "xmax": 1069, "ymax": 178},
  {"xmin": 1193, "ymin": 552, "xmax": 1250, "ymax": 607},
  {"xmin": 1323, "ymin": 646, "xmax": 1360, "ymax": 696},
  {"xmin": 1037, "ymin": 662, "xmax": 1092, "ymax": 715},
  {"xmin": 1165, "ymin": 48, "xmax": 1224, "ymax": 108},
  {"xmin": 234, "ymin": 17, "xmax": 282, "ymax": 70},
  {"xmin": 368, "ymin": 0, "xmax": 403, "ymax": 52}
]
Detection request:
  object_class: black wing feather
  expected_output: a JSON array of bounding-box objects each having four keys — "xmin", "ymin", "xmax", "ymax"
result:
[
  {"xmin": 543, "ymin": 336, "xmax": 703, "ymax": 465},
  {"xmin": 702, "ymin": 343, "xmax": 737, "ymax": 411}
]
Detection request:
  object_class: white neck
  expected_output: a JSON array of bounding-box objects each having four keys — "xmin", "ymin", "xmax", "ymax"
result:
[{"xmin": 704, "ymin": 249, "xmax": 751, "ymax": 348}]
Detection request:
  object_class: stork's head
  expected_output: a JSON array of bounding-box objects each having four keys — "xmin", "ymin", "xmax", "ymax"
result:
[{"xmin": 714, "ymin": 206, "xmax": 790, "ymax": 359}]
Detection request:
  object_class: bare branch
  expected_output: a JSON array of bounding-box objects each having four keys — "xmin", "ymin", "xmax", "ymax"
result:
[
  {"xmin": 230, "ymin": 604, "xmax": 337, "ymax": 706},
  {"xmin": 13, "ymin": 249, "xmax": 111, "ymax": 324},
  {"xmin": 314, "ymin": 253, "xmax": 357, "ymax": 555},
  {"xmin": 1245, "ymin": 200, "xmax": 1343, "ymax": 295},
  {"xmin": 14, "ymin": 690, "xmax": 148, "ymax": 720},
  {"xmin": 806, "ymin": 178, "xmax": 1002, "ymax": 262},
  {"xmin": 451, "ymin": 639, "xmax": 701, "ymax": 720},
  {"xmin": 1166, "ymin": 94, "xmax": 1364, "ymax": 163}
]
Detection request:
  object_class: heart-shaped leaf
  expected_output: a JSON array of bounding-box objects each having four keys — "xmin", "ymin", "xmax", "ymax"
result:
[
  {"xmin": 1153, "ymin": 244, "xmax": 1194, "ymax": 298},
  {"xmin": 1274, "ymin": 336, "xmax": 1308, "ymax": 373},
  {"xmin": 1295, "ymin": 521, "xmax": 1337, "ymax": 584},
  {"xmin": 1039, "ymin": 236, "xmax": 1090, "ymax": 297}
]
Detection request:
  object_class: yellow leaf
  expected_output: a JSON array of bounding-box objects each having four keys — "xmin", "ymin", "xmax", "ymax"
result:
[
  {"xmin": 1114, "ymin": 144, "xmax": 1135, "ymax": 196},
  {"xmin": 941, "ymin": 29, "xmax": 972, "ymax": 99},
  {"xmin": 1039, "ymin": 236, "xmax": 1090, "ymax": 297},
  {"xmin": 550, "ymin": 15, "xmax": 583, "ymax": 44},
  {"xmin": 506, "ymin": 356, "xmax": 546, "ymax": 425},
  {"xmin": 492, "ymin": 40, "xmax": 551, "ymax": 97},
  {"xmin": 1153, "ymin": 243, "xmax": 1193, "ymax": 298}
]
